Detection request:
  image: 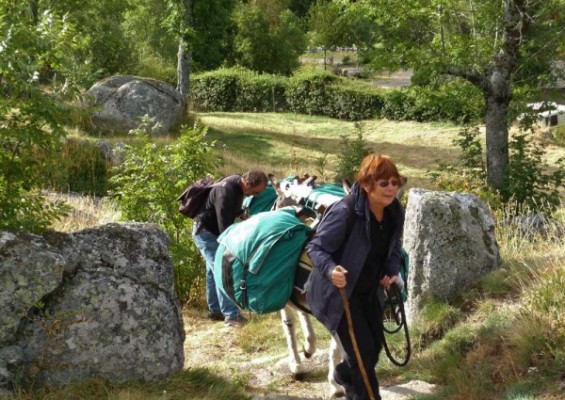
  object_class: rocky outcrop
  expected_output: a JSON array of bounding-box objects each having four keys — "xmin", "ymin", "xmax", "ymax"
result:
[
  {"xmin": 0, "ymin": 223, "xmax": 184, "ymax": 387},
  {"xmin": 403, "ymin": 189, "xmax": 500, "ymax": 320},
  {"xmin": 84, "ymin": 75, "xmax": 185, "ymax": 135}
]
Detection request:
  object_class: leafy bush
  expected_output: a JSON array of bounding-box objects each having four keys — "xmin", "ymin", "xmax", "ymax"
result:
[
  {"xmin": 191, "ymin": 69, "xmax": 240, "ymax": 112},
  {"xmin": 325, "ymin": 85, "xmax": 383, "ymax": 120},
  {"xmin": 381, "ymin": 89, "xmax": 416, "ymax": 121},
  {"xmin": 0, "ymin": 5, "xmax": 86, "ymax": 233},
  {"xmin": 428, "ymin": 127, "xmax": 564, "ymax": 215},
  {"xmin": 286, "ymin": 71, "xmax": 338, "ymax": 116},
  {"xmin": 334, "ymin": 122, "xmax": 373, "ymax": 182},
  {"xmin": 381, "ymin": 80, "xmax": 483, "ymax": 124},
  {"xmin": 505, "ymin": 133, "xmax": 565, "ymax": 214},
  {"xmin": 110, "ymin": 118, "xmax": 219, "ymax": 305},
  {"xmin": 191, "ymin": 67, "xmax": 482, "ymax": 124},
  {"xmin": 234, "ymin": 72, "xmax": 288, "ymax": 112}
]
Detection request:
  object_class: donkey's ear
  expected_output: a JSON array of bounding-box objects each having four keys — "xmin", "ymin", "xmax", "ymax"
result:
[
  {"xmin": 342, "ymin": 178, "xmax": 352, "ymax": 194},
  {"xmin": 303, "ymin": 175, "xmax": 317, "ymax": 186},
  {"xmin": 268, "ymin": 173, "xmax": 279, "ymax": 187}
]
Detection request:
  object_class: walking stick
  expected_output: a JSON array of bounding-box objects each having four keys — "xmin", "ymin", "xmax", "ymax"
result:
[{"xmin": 339, "ymin": 287, "xmax": 375, "ymax": 400}]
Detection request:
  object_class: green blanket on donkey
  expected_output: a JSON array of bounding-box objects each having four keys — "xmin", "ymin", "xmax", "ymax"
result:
[{"xmin": 214, "ymin": 208, "xmax": 312, "ymax": 314}]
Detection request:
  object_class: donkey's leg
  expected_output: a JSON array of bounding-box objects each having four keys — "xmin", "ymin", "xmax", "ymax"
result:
[
  {"xmin": 280, "ymin": 305, "xmax": 304, "ymax": 379},
  {"xmin": 327, "ymin": 335, "xmax": 345, "ymax": 399},
  {"xmin": 296, "ymin": 309, "xmax": 316, "ymax": 358}
]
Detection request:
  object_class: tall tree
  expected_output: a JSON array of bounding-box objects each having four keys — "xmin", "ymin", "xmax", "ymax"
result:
[
  {"xmin": 233, "ymin": 0, "xmax": 306, "ymax": 75},
  {"xmin": 36, "ymin": 0, "xmax": 134, "ymax": 80},
  {"xmin": 307, "ymin": 0, "xmax": 345, "ymax": 69},
  {"xmin": 367, "ymin": 0, "xmax": 565, "ymax": 195}
]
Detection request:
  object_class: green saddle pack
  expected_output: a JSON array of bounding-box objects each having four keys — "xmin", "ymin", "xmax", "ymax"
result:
[{"xmin": 214, "ymin": 208, "xmax": 312, "ymax": 314}]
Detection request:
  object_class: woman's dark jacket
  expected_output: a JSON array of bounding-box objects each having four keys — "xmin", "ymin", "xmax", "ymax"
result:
[{"xmin": 305, "ymin": 182, "xmax": 405, "ymax": 333}]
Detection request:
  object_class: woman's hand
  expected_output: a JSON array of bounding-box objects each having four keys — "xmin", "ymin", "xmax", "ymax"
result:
[
  {"xmin": 379, "ymin": 274, "xmax": 398, "ymax": 291},
  {"xmin": 331, "ymin": 265, "xmax": 348, "ymax": 288}
]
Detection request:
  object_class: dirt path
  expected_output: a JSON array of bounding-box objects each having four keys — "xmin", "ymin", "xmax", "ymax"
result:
[{"xmin": 183, "ymin": 311, "xmax": 435, "ymax": 400}]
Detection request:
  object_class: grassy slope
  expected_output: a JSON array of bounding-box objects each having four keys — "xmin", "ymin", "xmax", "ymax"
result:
[{"xmin": 198, "ymin": 112, "xmax": 462, "ymax": 189}]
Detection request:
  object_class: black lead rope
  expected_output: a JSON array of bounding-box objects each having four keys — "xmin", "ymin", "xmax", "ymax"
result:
[{"xmin": 381, "ymin": 283, "xmax": 411, "ymax": 367}]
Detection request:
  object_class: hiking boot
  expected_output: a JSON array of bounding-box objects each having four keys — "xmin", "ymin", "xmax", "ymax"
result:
[
  {"xmin": 207, "ymin": 311, "xmax": 224, "ymax": 321},
  {"xmin": 224, "ymin": 315, "xmax": 247, "ymax": 327}
]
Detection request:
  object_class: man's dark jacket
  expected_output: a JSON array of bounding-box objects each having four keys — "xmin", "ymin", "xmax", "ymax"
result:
[
  {"xmin": 305, "ymin": 182, "xmax": 405, "ymax": 333},
  {"xmin": 197, "ymin": 175, "xmax": 243, "ymax": 236}
]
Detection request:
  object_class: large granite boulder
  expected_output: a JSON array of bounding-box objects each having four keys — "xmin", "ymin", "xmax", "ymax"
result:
[
  {"xmin": 84, "ymin": 75, "xmax": 186, "ymax": 135},
  {"xmin": 0, "ymin": 223, "xmax": 184, "ymax": 387},
  {"xmin": 403, "ymin": 189, "xmax": 500, "ymax": 320}
]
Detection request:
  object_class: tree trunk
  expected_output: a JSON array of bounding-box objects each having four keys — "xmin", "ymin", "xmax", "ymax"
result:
[
  {"xmin": 481, "ymin": 0, "xmax": 529, "ymax": 195},
  {"xmin": 176, "ymin": 0, "xmax": 193, "ymax": 100},
  {"xmin": 484, "ymin": 88, "xmax": 510, "ymax": 192},
  {"xmin": 450, "ymin": 0, "xmax": 529, "ymax": 195}
]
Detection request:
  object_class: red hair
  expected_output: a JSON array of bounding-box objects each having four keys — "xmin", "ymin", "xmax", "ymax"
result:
[{"xmin": 356, "ymin": 154, "xmax": 404, "ymax": 188}]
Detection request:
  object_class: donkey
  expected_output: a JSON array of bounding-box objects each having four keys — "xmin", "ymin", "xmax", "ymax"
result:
[{"xmin": 268, "ymin": 174, "xmax": 349, "ymax": 399}]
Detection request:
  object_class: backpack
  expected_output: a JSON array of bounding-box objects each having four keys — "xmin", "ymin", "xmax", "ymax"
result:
[
  {"xmin": 176, "ymin": 176, "xmax": 217, "ymax": 218},
  {"xmin": 214, "ymin": 208, "xmax": 312, "ymax": 314}
]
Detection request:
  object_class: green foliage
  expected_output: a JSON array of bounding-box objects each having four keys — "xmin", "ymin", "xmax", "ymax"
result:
[
  {"xmin": 505, "ymin": 133, "xmax": 565, "ymax": 214},
  {"xmin": 553, "ymin": 125, "xmax": 565, "ymax": 146},
  {"xmin": 334, "ymin": 122, "xmax": 372, "ymax": 182},
  {"xmin": 110, "ymin": 118, "xmax": 219, "ymax": 305},
  {"xmin": 381, "ymin": 81, "xmax": 484, "ymax": 124},
  {"xmin": 0, "ymin": 2, "xmax": 87, "ymax": 233},
  {"xmin": 285, "ymin": 71, "xmax": 338, "ymax": 115},
  {"xmin": 42, "ymin": 0, "xmax": 135, "ymax": 82},
  {"xmin": 191, "ymin": 68, "xmax": 480, "ymax": 124},
  {"xmin": 429, "ymin": 127, "xmax": 564, "ymax": 215},
  {"xmin": 42, "ymin": 138, "xmax": 110, "ymax": 196},
  {"xmin": 233, "ymin": 0, "xmax": 307, "ymax": 75},
  {"xmin": 233, "ymin": 72, "xmax": 288, "ymax": 113},
  {"xmin": 191, "ymin": 69, "xmax": 240, "ymax": 112}
]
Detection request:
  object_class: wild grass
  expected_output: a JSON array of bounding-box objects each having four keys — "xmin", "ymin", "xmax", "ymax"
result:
[{"xmin": 381, "ymin": 204, "xmax": 565, "ymax": 400}]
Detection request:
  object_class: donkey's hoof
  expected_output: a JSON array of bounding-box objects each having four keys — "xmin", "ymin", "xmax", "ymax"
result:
[
  {"xmin": 303, "ymin": 350, "xmax": 313, "ymax": 359},
  {"xmin": 292, "ymin": 372, "xmax": 305, "ymax": 381}
]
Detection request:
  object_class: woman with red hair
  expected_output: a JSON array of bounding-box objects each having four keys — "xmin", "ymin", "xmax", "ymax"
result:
[{"xmin": 306, "ymin": 154, "xmax": 406, "ymax": 400}]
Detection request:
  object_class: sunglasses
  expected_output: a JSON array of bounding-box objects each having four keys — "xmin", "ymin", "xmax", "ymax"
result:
[{"xmin": 375, "ymin": 179, "xmax": 400, "ymax": 188}]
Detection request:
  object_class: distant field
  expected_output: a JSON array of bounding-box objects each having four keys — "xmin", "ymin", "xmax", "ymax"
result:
[
  {"xmin": 196, "ymin": 112, "xmax": 565, "ymax": 197},
  {"xmin": 196, "ymin": 112, "xmax": 463, "ymax": 190}
]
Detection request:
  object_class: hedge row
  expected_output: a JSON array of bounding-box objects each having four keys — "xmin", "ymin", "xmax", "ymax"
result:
[{"xmin": 190, "ymin": 68, "xmax": 484, "ymax": 124}]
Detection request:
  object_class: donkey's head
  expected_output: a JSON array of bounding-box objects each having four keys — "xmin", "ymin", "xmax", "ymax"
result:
[
  {"xmin": 268, "ymin": 174, "xmax": 352, "ymax": 226},
  {"xmin": 268, "ymin": 174, "xmax": 319, "ymax": 210}
]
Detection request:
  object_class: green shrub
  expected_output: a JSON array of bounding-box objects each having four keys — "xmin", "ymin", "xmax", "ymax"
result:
[
  {"xmin": 325, "ymin": 84, "xmax": 383, "ymax": 120},
  {"xmin": 428, "ymin": 127, "xmax": 564, "ymax": 215},
  {"xmin": 191, "ymin": 69, "xmax": 240, "ymax": 112},
  {"xmin": 234, "ymin": 72, "xmax": 288, "ymax": 112},
  {"xmin": 554, "ymin": 125, "xmax": 565, "ymax": 146},
  {"xmin": 335, "ymin": 122, "xmax": 373, "ymax": 182},
  {"xmin": 410, "ymin": 80, "xmax": 483, "ymax": 124},
  {"xmin": 381, "ymin": 89, "xmax": 416, "ymax": 120},
  {"xmin": 286, "ymin": 71, "xmax": 338, "ymax": 115},
  {"xmin": 191, "ymin": 67, "xmax": 482, "ymax": 124},
  {"xmin": 110, "ymin": 117, "xmax": 219, "ymax": 306}
]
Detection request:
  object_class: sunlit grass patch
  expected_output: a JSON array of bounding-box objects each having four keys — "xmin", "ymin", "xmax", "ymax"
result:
[
  {"xmin": 48, "ymin": 193, "xmax": 120, "ymax": 232},
  {"xmin": 12, "ymin": 368, "xmax": 249, "ymax": 400}
]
